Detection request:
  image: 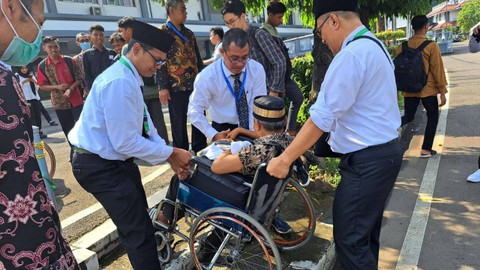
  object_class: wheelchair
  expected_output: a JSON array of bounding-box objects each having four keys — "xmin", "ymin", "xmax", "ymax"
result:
[{"xmin": 150, "ymin": 154, "xmax": 316, "ymax": 270}]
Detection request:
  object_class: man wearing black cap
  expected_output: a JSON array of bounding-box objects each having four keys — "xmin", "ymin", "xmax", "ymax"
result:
[
  {"xmin": 267, "ymin": 1, "xmax": 404, "ymax": 268},
  {"xmin": 68, "ymin": 20, "xmax": 192, "ymax": 270}
]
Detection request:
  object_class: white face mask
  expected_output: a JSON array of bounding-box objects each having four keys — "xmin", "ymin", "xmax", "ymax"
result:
[{"xmin": 0, "ymin": 0, "xmax": 43, "ymax": 66}]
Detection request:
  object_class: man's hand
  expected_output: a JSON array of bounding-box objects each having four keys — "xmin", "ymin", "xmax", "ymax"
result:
[
  {"xmin": 212, "ymin": 129, "xmax": 230, "ymax": 141},
  {"xmin": 226, "ymin": 128, "xmax": 245, "ymax": 140},
  {"xmin": 159, "ymin": 89, "xmax": 170, "ymax": 105},
  {"xmin": 439, "ymin": 93, "xmax": 447, "ymax": 107},
  {"xmin": 167, "ymin": 148, "xmax": 192, "ymax": 180},
  {"xmin": 57, "ymin": 83, "xmax": 69, "ymax": 91},
  {"xmin": 269, "ymin": 91, "xmax": 280, "ymax": 97},
  {"xmin": 64, "ymin": 88, "xmax": 72, "ymax": 98},
  {"xmin": 266, "ymin": 155, "xmax": 292, "ymax": 179}
]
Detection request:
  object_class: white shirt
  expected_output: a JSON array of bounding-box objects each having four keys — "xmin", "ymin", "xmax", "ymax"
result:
[
  {"xmin": 212, "ymin": 42, "xmax": 222, "ymax": 62},
  {"xmin": 17, "ymin": 74, "xmax": 40, "ymax": 101},
  {"xmin": 309, "ymin": 26, "xmax": 400, "ymax": 154},
  {"xmin": 0, "ymin": 61, "xmax": 11, "ymax": 71},
  {"xmin": 68, "ymin": 56, "xmax": 173, "ymax": 164},
  {"xmin": 188, "ymin": 58, "xmax": 267, "ymax": 139}
]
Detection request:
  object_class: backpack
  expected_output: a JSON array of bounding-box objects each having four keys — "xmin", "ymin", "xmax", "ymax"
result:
[
  {"xmin": 393, "ymin": 40, "xmax": 432, "ymax": 93},
  {"xmin": 38, "ymin": 56, "xmax": 87, "ymax": 96},
  {"xmin": 38, "ymin": 56, "xmax": 75, "ymax": 84},
  {"xmin": 250, "ymin": 27, "xmax": 292, "ymax": 82}
]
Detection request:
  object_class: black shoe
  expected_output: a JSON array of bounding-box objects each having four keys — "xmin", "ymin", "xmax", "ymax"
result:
[
  {"xmin": 40, "ymin": 132, "xmax": 48, "ymax": 139},
  {"xmin": 272, "ymin": 217, "xmax": 292, "ymax": 234},
  {"xmin": 49, "ymin": 121, "xmax": 58, "ymax": 126}
]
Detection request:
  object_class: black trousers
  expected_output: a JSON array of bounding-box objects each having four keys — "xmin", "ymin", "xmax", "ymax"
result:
[
  {"xmin": 284, "ymin": 78, "xmax": 304, "ymax": 132},
  {"xmin": 212, "ymin": 121, "xmax": 238, "ymax": 133},
  {"xmin": 39, "ymin": 101, "xmax": 53, "ymax": 123},
  {"xmin": 28, "ymin": 99, "xmax": 43, "ymax": 131},
  {"xmin": 72, "ymin": 153, "xmax": 160, "ymax": 270},
  {"xmin": 55, "ymin": 105, "xmax": 83, "ymax": 142},
  {"xmin": 401, "ymin": 96, "xmax": 439, "ymax": 151},
  {"xmin": 145, "ymin": 98, "xmax": 169, "ymax": 145},
  {"xmin": 168, "ymin": 91, "xmax": 206, "ymax": 152},
  {"xmin": 333, "ymin": 140, "xmax": 403, "ymax": 269}
]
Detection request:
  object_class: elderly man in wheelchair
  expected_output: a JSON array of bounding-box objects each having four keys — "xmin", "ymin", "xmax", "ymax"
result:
[{"xmin": 150, "ymin": 96, "xmax": 314, "ymax": 269}]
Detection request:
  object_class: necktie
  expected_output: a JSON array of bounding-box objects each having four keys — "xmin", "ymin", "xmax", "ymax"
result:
[{"xmin": 232, "ymin": 74, "xmax": 249, "ymax": 129}]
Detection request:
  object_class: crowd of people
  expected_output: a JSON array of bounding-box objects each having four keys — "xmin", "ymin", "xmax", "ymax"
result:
[{"xmin": 1, "ymin": 0, "xmax": 480, "ymax": 269}]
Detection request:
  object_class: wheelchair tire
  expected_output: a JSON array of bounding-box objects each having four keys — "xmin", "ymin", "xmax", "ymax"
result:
[
  {"xmin": 268, "ymin": 179, "xmax": 316, "ymax": 251},
  {"xmin": 43, "ymin": 142, "xmax": 56, "ymax": 179},
  {"xmin": 154, "ymin": 231, "xmax": 172, "ymax": 263},
  {"xmin": 189, "ymin": 207, "xmax": 281, "ymax": 270}
]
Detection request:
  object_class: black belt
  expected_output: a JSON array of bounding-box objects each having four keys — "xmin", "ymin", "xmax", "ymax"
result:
[
  {"xmin": 343, "ymin": 139, "xmax": 398, "ymax": 158},
  {"xmin": 371, "ymin": 139, "xmax": 397, "ymax": 148}
]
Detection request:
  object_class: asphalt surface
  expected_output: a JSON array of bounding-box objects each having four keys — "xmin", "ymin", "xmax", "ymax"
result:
[
  {"xmin": 47, "ymin": 41, "xmax": 480, "ymax": 269},
  {"xmin": 378, "ymin": 41, "xmax": 480, "ymax": 269}
]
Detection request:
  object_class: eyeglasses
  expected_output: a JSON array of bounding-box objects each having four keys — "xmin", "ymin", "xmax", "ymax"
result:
[
  {"xmin": 224, "ymin": 51, "xmax": 249, "ymax": 65},
  {"xmin": 315, "ymin": 15, "xmax": 330, "ymax": 37},
  {"xmin": 224, "ymin": 16, "xmax": 240, "ymax": 27},
  {"xmin": 144, "ymin": 49, "xmax": 167, "ymax": 67}
]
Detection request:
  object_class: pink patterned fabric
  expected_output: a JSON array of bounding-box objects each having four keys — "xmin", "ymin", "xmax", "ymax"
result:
[{"xmin": 0, "ymin": 64, "xmax": 79, "ymax": 269}]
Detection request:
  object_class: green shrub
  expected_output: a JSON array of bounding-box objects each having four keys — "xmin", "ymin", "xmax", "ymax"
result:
[
  {"xmin": 291, "ymin": 53, "xmax": 314, "ymax": 127},
  {"xmin": 309, "ymin": 158, "xmax": 341, "ymax": 187}
]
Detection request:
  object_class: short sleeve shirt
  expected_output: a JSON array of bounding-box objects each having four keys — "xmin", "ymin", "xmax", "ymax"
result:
[{"xmin": 238, "ymin": 133, "xmax": 292, "ymax": 177}]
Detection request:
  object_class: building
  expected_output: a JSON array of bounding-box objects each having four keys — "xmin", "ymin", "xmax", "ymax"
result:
[
  {"xmin": 43, "ymin": 0, "xmax": 312, "ymax": 58},
  {"xmin": 427, "ymin": 0, "xmax": 469, "ymax": 41}
]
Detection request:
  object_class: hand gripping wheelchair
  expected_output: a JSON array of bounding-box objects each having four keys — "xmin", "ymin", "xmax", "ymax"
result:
[{"xmin": 150, "ymin": 154, "xmax": 315, "ymax": 270}]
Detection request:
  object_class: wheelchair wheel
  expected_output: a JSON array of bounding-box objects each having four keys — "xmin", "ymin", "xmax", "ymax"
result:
[
  {"xmin": 190, "ymin": 207, "xmax": 281, "ymax": 270},
  {"xmin": 269, "ymin": 179, "xmax": 316, "ymax": 251},
  {"xmin": 154, "ymin": 231, "xmax": 172, "ymax": 263}
]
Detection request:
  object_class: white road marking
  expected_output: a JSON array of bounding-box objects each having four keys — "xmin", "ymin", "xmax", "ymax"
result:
[
  {"xmin": 395, "ymin": 73, "xmax": 450, "ymax": 270},
  {"xmin": 61, "ymin": 163, "xmax": 170, "ymax": 229}
]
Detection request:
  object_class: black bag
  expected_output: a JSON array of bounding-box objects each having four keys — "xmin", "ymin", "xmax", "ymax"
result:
[
  {"xmin": 188, "ymin": 157, "xmax": 251, "ymax": 209},
  {"xmin": 38, "ymin": 56, "xmax": 75, "ymax": 84},
  {"xmin": 393, "ymin": 40, "xmax": 432, "ymax": 93},
  {"xmin": 38, "ymin": 56, "xmax": 86, "ymax": 96},
  {"xmin": 251, "ymin": 27, "xmax": 292, "ymax": 82},
  {"xmin": 314, "ymin": 132, "xmax": 342, "ymax": 158}
]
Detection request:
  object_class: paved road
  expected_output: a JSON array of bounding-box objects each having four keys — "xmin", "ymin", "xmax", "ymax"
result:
[
  {"xmin": 379, "ymin": 41, "xmax": 480, "ymax": 269},
  {"xmin": 47, "ymin": 41, "xmax": 480, "ymax": 269},
  {"xmin": 40, "ymin": 103, "xmax": 177, "ymax": 240}
]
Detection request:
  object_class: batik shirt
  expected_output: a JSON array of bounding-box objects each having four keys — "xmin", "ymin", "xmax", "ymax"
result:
[
  {"xmin": 157, "ymin": 23, "xmax": 204, "ymax": 92},
  {"xmin": 0, "ymin": 64, "xmax": 79, "ymax": 269},
  {"xmin": 238, "ymin": 133, "xmax": 292, "ymax": 177}
]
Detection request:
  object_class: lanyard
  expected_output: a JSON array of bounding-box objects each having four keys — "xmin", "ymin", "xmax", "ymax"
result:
[
  {"xmin": 354, "ymin": 27, "xmax": 369, "ymax": 38},
  {"xmin": 167, "ymin": 21, "xmax": 189, "ymax": 43},
  {"xmin": 220, "ymin": 60, "xmax": 247, "ymax": 103},
  {"xmin": 118, "ymin": 56, "xmax": 150, "ymax": 134}
]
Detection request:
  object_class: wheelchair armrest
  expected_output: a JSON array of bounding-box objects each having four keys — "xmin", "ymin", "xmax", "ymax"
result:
[
  {"xmin": 236, "ymin": 135, "xmax": 255, "ymax": 144},
  {"xmin": 191, "ymin": 156, "xmax": 213, "ymax": 168}
]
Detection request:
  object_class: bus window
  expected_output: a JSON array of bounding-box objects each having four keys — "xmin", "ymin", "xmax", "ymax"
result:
[{"xmin": 299, "ymin": 36, "xmax": 313, "ymax": 52}]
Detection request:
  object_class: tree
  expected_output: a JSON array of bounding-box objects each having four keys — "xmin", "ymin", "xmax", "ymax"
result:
[
  {"xmin": 216, "ymin": 0, "xmax": 433, "ymax": 98},
  {"xmin": 154, "ymin": 0, "xmax": 434, "ymax": 97},
  {"xmin": 457, "ymin": 0, "xmax": 480, "ymax": 34}
]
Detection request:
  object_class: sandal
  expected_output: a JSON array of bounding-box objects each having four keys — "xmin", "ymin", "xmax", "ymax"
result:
[{"xmin": 420, "ymin": 149, "xmax": 437, "ymax": 158}]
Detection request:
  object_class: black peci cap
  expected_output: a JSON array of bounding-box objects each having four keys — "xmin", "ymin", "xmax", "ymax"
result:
[
  {"xmin": 253, "ymin": 95, "xmax": 286, "ymax": 122},
  {"xmin": 132, "ymin": 20, "xmax": 175, "ymax": 53},
  {"xmin": 313, "ymin": 0, "xmax": 359, "ymax": 20}
]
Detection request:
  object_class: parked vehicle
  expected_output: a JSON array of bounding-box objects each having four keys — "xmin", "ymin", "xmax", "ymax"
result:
[{"xmin": 283, "ymin": 34, "xmax": 314, "ymax": 59}]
